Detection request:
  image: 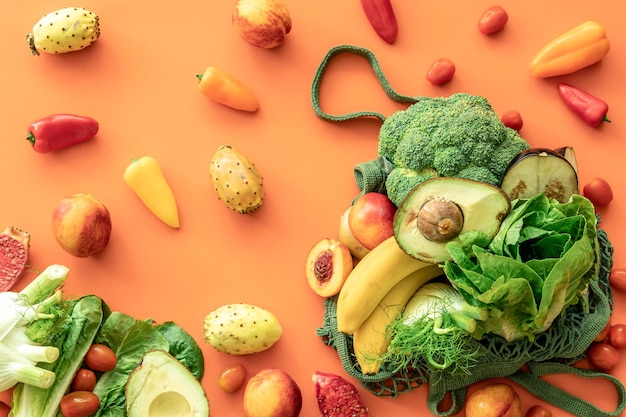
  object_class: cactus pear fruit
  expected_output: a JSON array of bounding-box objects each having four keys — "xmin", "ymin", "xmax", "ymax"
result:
[
  {"xmin": 0, "ymin": 226, "xmax": 30, "ymax": 291},
  {"xmin": 210, "ymin": 145, "xmax": 264, "ymax": 214},
  {"xmin": 27, "ymin": 7, "xmax": 100, "ymax": 56},
  {"xmin": 313, "ymin": 371, "xmax": 369, "ymax": 417},
  {"xmin": 203, "ymin": 303, "xmax": 282, "ymax": 355}
]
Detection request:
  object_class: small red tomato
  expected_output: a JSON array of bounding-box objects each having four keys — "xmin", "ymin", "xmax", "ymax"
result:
[
  {"xmin": 426, "ymin": 58, "xmax": 456, "ymax": 85},
  {"xmin": 71, "ymin": 368, "xmax": 97, "ymax": 392},
  {"xmin": 609, "ymin": 325, "xmax": 626, "ymax": 350},
  {"xmin": 525, "ymin": 404, "xmax": 552, "ymax": 417},
  {"xmin": 0, "ymin": 401, "xmax": 9, "ymax": 417},
  {"xmin": 583, "ymin": 178, "xmax": 613, "ymax": 207},
  {"xmin": 84, "ymin": 344, "xmax": 118, "ymax": 372},
  {"xmin": 478, "ymin": 5, "xmax": 509, "ymax": 35},
  {"xmin": 587, "ymin": 343, "xmax": 620, "ymax": 371},
  {"xmin": 60, "ymin": 391, "xmax": 100, "ymax": 417},
  {"xmin": 594, "ymin": 319, "xmax": 612, "ymax": 342},
  {"xmin": 500, "ymin": 110, "xmax": 524, "ymax": 131},
  {"xmin": 217, "ymin": 363, "xmax": 247, "ymax": 393},
  {"xmin": 610, "ymin": 269, "xmax": 626, "ymax": 293}
]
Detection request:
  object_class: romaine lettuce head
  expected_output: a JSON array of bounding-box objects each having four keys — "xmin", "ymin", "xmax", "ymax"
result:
[{"xmin": 444, "ymin": 193, "xmax": 599, "ymax": 342}]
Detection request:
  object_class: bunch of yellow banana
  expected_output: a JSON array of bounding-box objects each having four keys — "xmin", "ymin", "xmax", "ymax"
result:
[{"xmin": 335, "ymin": 235, "xmax": 443, "ymax": 375}]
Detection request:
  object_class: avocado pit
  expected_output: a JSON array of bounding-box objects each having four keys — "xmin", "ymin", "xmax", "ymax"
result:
[{"xmin": 417, "ymin": 197, "xmax": 464, "ymax": 243}]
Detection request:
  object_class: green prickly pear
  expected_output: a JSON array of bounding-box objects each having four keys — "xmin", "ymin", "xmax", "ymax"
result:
[
  {"xmin": 210, "ymin": 145, "xmax": 264, "ymax": 214},
  {"xmin": 27, "ymin": 7, "xmax": 100, "ymax": 56}
]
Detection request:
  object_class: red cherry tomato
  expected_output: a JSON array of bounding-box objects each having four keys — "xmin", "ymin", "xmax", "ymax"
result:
[
  {"xmin": 217, "ymin": 363, "xmax": 247, "ymax": 393},
  {"xmin": 609, "ymin": 324, "xmax": 626, "ymax": 350},
  {"xmin": 583, "ymin": 178, "xmax": 613, "ymax": 207},
  {"xmin": 500, "ymin": 110, "xmax": 524, "ymax": 131},
  {"xmin": 0, "ymin": 401, "xmax": 9, "ymax": 417},
  {"xmin": 71, "ymin": 368, "xmax": 97, "ymax": 392},
  {"xmin": 609, "ymin": 268, "xmax": 626, "ymax": 293},
  {"xmin": 478, "ymin": 5, "xmax": 509, "ymax": 35},
  {"xmin": 426, "ymin": 58, "xmax": 456, "ymax": 85},
  {"xmin": 84, "ymin": 344, "xmax": 118, "ymax": 372},
  {"xmin": 60, "ymin": 391, "xmax": 100, "ymax": 417},
  {"xmin": 525, "ymin": 404, "xmax": 552, "ymax": 417},
  {"xmin": 587, "ymin": 343, "xmax": 620, "ymax": 371}
]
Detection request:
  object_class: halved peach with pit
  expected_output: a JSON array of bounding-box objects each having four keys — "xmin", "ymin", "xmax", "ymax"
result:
[{"xmin": 305, "ymin": 238, "xmax": 353, "ymax": 297}]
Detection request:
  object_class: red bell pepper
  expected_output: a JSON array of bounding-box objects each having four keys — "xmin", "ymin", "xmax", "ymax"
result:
[
  {"xmin": 557, "ymin": 83, "xmax": 610, "ymax": 127},
  {"xmin": 26, "ymin": 114, "xmax": 99, "ymax": 153}
]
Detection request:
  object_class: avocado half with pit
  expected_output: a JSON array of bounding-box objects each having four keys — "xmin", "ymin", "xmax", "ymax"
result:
[
  {"xmin": 499, "ymin": 147, "xmax": 579, "ymax": 203},
  {"xmin": 393, "ymin": 177, "xmax": 511, "ymax": 263},
  {"xmin": 126, "ymin": 350, "xmax": 209, "ymax": 417}
]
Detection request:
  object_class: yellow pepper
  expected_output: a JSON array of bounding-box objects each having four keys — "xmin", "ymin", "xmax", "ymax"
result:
[
  {"xmin": 530, "ymin": 21, "xmax": 610, "ymax": 78},
  {"xmin": 123, "ymin": 156, "xmax": 180, "ymax": 228}
]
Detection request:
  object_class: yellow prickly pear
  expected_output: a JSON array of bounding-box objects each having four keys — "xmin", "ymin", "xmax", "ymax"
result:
[
  {"xmin": 27, "ymin": 7, "xmax": 100, "ymax": 56},
  {"xmin": 210, "ymin": 145, "xmax": 264, "ymax": 214}
]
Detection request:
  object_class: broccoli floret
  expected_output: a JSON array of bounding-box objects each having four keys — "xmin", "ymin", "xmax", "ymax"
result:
[
  {"xmin": 385, "ymin": 167, "xmax": 439, "ymax": 206},
  {"xmin": 378, "ymin": 109, "xmax": 415, "ymax": 161},
  {"xmin": 393, "ymin": 128, "xmax": 434, "ymax": 171},
  {"xmin": 375, "ymin": 93, "xmax": 530, "ymax": 205},
  {"xmin": 456, "ymin": 166, "xmax": 499, "ymax": 185}
]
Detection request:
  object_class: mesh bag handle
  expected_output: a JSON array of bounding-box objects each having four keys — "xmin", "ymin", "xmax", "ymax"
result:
[
  {"xmin": 311, "ymin": 44, "xmax": 429, "ymax": 123},
  {"xmin": 509, "ymin": 362, "xmax": 626, "ymax": 417}
]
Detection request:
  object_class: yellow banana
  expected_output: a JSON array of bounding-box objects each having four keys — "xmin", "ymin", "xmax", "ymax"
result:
[
  {"xmin": 353, "ymin": 266, "xmax": 443, "ymax": 375},
  {"xmin": 336, "ymin": 236, "xmax": 442, "ymax": 334}
]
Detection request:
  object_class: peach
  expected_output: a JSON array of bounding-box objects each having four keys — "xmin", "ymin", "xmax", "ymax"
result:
[
  {"xmin": 305, "ymin": 238, "xmax": 353, "ymax": 297},
  {"xmin": 243, "ymin": 369, "xmax": 302, "ymax": 417},
  {"xmin": 232, "ymin": 0, "xmax": 292, "ymax": 48},
  {"xmin": 52, "ymin": 194, "xmax": 112, "ymax": 258},
  {"xmin": 465, "ymin": 383, "xmax": 522, "ymax": 417},
  {"xmin": 348, "ymin": 192, "xmax": 396, "ymax": 250},
  {"xmin": 338, "ymin": 207, "xmax": 370, "ymax": 259}
]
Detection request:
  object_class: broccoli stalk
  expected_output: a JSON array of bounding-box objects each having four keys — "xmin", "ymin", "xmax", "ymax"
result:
[{"xmin": 374, "ymin": 93, "xmax": 530, "ymax": 206}]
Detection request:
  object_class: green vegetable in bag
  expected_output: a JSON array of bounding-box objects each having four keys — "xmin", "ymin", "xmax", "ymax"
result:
[
  {"xmin": 444, "ymin": 193, "xmax": 599, "ymax": 342},
  {"xmin": 10, "ymin": 295, "xmax": 106, "ymax": 417}
]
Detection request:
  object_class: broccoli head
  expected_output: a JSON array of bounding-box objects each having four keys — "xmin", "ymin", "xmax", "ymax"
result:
[{"xmin": 378, "ymin": 93, "xmax": 530, "ymax": 206}]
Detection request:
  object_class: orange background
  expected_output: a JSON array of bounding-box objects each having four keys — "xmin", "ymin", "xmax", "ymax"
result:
[{"xmin": 1, "ymin": 1, "xmax": 625, "ymax": 416}]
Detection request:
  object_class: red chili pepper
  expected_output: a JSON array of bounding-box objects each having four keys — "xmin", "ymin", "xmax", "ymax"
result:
[
  {"xmin": 26, "ymin": 114, "xmax": 99, "ymax": 153},
  {"xmin": 360, "ymin": 0, "xmax": 398, "ymax": 44},
  {"xmin": 557, "ymin": 83, "xmax": 610, "ymax": 127}
]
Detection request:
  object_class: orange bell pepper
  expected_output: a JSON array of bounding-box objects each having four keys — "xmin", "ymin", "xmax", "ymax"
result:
[
  {"xmin": 529, "ymin": 21, "xmax": 610, "ymax": 78},
  {"xmin": 197, "ymin": 66, "xmax": 259, "ymax": 112}
]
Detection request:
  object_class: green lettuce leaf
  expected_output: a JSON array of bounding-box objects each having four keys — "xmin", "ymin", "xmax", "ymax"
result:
[
  {"xmin": 444, "ymin": 193, "xmax": 599, "ymax": 342},
  {"xmin": 91, "ymin": 312, "xmax": 169, "ymax": 417},
  {"xmin": 154, "ymin": 321, "xmax": 205, "ymax": 380}
]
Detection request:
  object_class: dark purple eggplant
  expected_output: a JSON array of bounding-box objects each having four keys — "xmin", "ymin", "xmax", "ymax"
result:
[{"xmin": 499, "ymin": 147, "xmax": 578, "ymax": 203}]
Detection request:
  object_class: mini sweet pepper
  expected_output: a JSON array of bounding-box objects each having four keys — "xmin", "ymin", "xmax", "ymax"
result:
[
  {"xmin": 26, "ymin": 114, "xmax": 99, "ymax": 153},
  {"xmin": 530, "ymin": 21, "xmax": 610, "ymax": 78},
  {"xmin": 123, "ymin": 156, "xmax": 180, "ymax": 228},
  {"xmin": 557, "ymin": 83, "xmax": 610, "ymax": 127}
]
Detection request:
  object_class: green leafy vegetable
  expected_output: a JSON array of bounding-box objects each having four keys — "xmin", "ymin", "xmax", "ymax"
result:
[
  {"xmin": 10, "ymin": 294, "xmax": 105, "ymax": 417},
  {"xmin": 444, "ymin": 193, "xmax": 599, "ymax": 342},
  {"xmin": 154, "ymin": 321, "xmax": 205, "ymax": 380}
]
